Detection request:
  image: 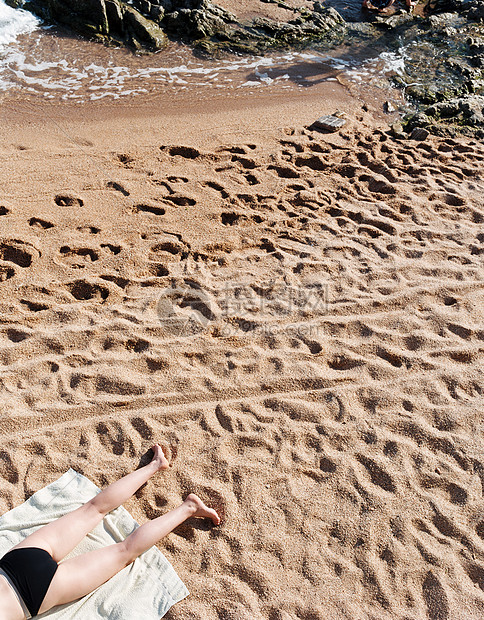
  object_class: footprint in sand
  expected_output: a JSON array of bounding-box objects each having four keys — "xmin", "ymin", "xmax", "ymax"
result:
[
  {"xmin": 162, "ymin": 145, "xmax": 200, "ymax": 159},
  {"xmin": 116, "ymin": 153, "xmax": 135, "ymax": 168},
  {"xmin": 267, "ymin": 164, "xmax": 300, "ymax": 179},
  {"xmin": 422, "ymin": 572, "xmax": 449, "ymax": 620},
  {"xmin": 131, "ymin": 417, "xmax": 153, "ymax": 440},
  {"xmin": 203, "ymin": 180, "xmax": 230, "ymax": 199},
  {"xmin": 54, "ymin": 194, "xmax": 84, "ymax": 207},
  {"xmin": 67, "ymin": 279, "xmax": 109, "ymax": 301},
  {"xmin": 162, "ymin": 194, "xmax": 196, "ymax": 207},
  {"xmin": 0, "ymin": 451, "xmax": 19, "ymax": 484},
  {"xmin": 0, "ymin": 239, "xmax": 40, "ymax": 268},
  {"xmin": 106, "ymin": 181, "xmax": 130, "ymax": 196},
  {"xmin": 96, "ymin": 421, "xmax": 129, "ymax": 456},
  {"xmin": 101, "ymin": 243, "xmax": 122, "ymax": 255},
  {"xmin": 150, "ymin": 240, "xmax": 187, "ymax": 261},
  {"xmin": 0, "ymin": 263, "xmax": 15, "ymax": 281},
  {"xmin": 29, "ymin": 217, "xmax": 54, "ymax": 229},
  {"xmin": 59, "ymin": 246, "xmax": 99, "ymax": 268},
  {"xmin": 133, "ymin": 203, "xmax": 166, "ymax": 216}
]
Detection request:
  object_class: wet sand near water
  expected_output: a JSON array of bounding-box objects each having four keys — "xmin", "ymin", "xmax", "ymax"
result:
[{"xmin": 1, "ymin": 80, "xmax": 484, "ymax": 620}]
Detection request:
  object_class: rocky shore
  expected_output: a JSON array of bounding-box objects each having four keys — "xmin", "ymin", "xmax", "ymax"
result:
[
  {"xmin": 5, "ymin": 0, "xmax": 484, "ymax": 136},
  {"xmin": 5, "ymin": 0, "xmax": 346, "ymax": 53}
]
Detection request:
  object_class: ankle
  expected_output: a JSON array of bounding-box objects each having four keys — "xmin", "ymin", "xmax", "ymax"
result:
[
  {"xmin": 151, "ymin": 444, "xmax": 170, "ymax": 471},
  {"xmin": 183, "ymin": 496, "xmax": 198, "ymax": 516}
]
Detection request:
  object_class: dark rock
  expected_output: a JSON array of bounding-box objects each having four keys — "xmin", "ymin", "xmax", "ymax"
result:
[
  {"xmin": 467, "ymin": 1, "xmax": 484, "ymax": 20},
  {"xmin": 193, "ymin": 2, "xmax": 345, "ymax": 55},
  {"xmin": 406, "ymin": 84, "xmax": 440, "ymax": 105},
  {"xmin": 426, "ymin": 94, "xmax": 484, "ymax": 127},
  {"xmin": 426, "ymin": 0, "xmax": 484, "ymax": 21},
  {"xmin": 138, "ymin": 0, "xmax": 152, "ymax": 14},
  {"xmin": 374, "ymin": 13, "xmax": 415, "ymax": 29},
  {"xmin": 403, "ymin": 112, "xmax": 431, "ymax": 131},
  {"xmin": 445, "ymin": 57, "xmax": 479, "ymax": 78},
  {"xmin": 105, "ymin": 0, "xmax": 124, "ymax": 34},
  {"xmin": 150, "ymin": 5, "xmax": 165, "ymax": 22},
  {"xmin": 410, "ymin": 127, "xmax": 430, "ymax": 140},
  {"xmin": 313, "ymin": 3, "xmax": 345, "ymax": 22},
  {"xmin": 7, "ymin": 0, "xmax": 168, "ymax": 50},
  {"xmin": 7, "ymin": 0, "xmax": 346, "ymax": 54},
  {"xmin": 46, "ymin": 0, "xmax": 109, "ymax": 36},
  {"xmin": 162, "ymin": 0, "xmax": 236, "ymax": 39},
  {"xmin": 124, "ymin": 6, "xmax": 168, "ymax": 49},
  {"xmin": 403, "ymin": 95, "xmax": 484, "ymax": 139}
]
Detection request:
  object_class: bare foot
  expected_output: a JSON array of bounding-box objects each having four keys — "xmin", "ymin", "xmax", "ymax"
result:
[
  {"xmin": 185, "ymin": 493, "xmax": 221, "ymax": 525},
  {"xmin": 151, "ymin": 444, "xmax": 170, "ymax": 471}
]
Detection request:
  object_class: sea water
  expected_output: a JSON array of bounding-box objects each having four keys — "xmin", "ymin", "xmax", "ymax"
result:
[
  {"xmin": 0, "ymin": 0, "xmax": 39, "ymax": 90},
  {"xmin": 0, "ymin": 0, "xmax": 39, "ymax": 45},
  {"xmin": 0, "ymin": 0, "xmax": 408, "ymax": 104}
]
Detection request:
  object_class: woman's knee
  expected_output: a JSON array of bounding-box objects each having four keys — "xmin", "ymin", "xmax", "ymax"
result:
[
  {"xmin": 87, "ymin": 494, "xmax": 110, "ymax": 517},
  {"xmin": 116, "ymin": 540, "xmax": 136, "ymax": 567}
]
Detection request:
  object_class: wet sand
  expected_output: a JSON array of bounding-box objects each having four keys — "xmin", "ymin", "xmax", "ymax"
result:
[{"xmin": 1, "ymin": 78, "xmax": 484, "ymax": 620}]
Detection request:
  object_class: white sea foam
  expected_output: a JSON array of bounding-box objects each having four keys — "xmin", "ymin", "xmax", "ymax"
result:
[
  {"xmin": 0, "ymin": 0, "xmax": 406, "ymax": 102},
  {"xmin": 0, "ymin": 0, "xmax": 39, "ymax": 47},
  {"xmin": 2, "ymin": 42, "xmax": 365, "ymax": 100}
]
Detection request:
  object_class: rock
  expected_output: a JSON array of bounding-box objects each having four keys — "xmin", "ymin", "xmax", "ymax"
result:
[
  {"xmin": 402, "ymin": 95, "xmax": 484, "ymax": 139},
  {"xmin": 150, "ymin": 5, "xmax": 165, "ymax": 22},
  {"xmin": 405, "ymin": 112, "xmax": 432, "ymax": 130},
  {"xmin": 193, "ymin": 1, "xmax": 346, "ymax": 55},
  {"xmin": 445, "ymin": 57, "xmax": 478, "ymax": 78},
  {"xmin": 8, "ymin": 0, "xmax": 347, "ymax": 53},
  {"xmin": 426, "ymin": 94, "xmax": 484, "ymax": 127},
  {"xmin": 191, "ymin": 2, "xmax": 236, "ymax": 38},
  {"xmin": 410, "ymin": 127, "xmax": 430, "ymax": 140},
  {"xmin": 384, "ymin": 101, "xmax": 396, "ymax": 113},
  {"xmin": 374, "ymin": 13, "xmax": 415, "ymax": 29},
  {"xmin": 312, "ymin": 115, "xmax": 347, "ymax": 132},
  {"xmin": 313, "ymin": 3, "xmax": 345, "ymax": 23},
  {"xmin": 426, "ymin": 0, "xmax": 484, "ymax": 21},
  {"xmin": 406, "ymin": 84, "xmax": 439, "ymax": 105},
  {"xmin": 137, "ymin": 0, "xmax": 152, "ymax": 14},
  {"xmin": 7, "ymin": 0, "xmax": 169, "ymax": 49},
  {"xmin": 390, "ymin": 121, "xmax": 406, "ymax": 138},
  {"xmin": 163, "ymin": 0, "xmax": 236, "ymax": 39},
  {"xmin": 124, "ymin": 6, "xmax": 168, "ymax": 49},
  {"xmin": 46, "ymin": 0, "xmax": 109, "ymax": 35},
  {"xmin": 467, "ymin": 0, "xmax": 484, "ymax": 20},
  {"xmin": 105, "ymin": 0, "xmax": 124, "ymax": 33},
  {"xmin": 428, "ymin": 12, "xmax": 457, "ymax": 27}
]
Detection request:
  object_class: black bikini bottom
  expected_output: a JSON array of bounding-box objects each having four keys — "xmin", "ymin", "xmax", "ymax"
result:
[{"xmin": 0, "ymin": 547, "xmax": 58, "ymax": 617}]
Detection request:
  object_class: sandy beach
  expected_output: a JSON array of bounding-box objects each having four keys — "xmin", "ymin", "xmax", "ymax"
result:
[{"xmin": 1, "ymin": 72, "xmax": 484, "ymax": 620}]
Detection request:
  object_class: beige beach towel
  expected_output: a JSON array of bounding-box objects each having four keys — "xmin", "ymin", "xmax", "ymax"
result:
[{"xmin": 0, "ymin": 469, "xmax": 189, "ymax": 619}]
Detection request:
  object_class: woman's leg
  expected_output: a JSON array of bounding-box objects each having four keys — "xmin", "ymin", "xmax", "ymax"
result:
[
  {"xmin": 38, "ymin": 494, "xmax": 220, "ymax": 614},
  {"xmin": 13, "ymin": 445, "xmax": 169, "ymax": 562}
]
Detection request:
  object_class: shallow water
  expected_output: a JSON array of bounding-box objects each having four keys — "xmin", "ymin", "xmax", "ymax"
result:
[
  {"xmin": 0, "ymin": 0, "xmax": 410, "ymax": 105},
  {"xmin": 0, "ymin": 0, "xmax": 480, "ymax": 108},
  {"xmin": 0, "ymin": 0, "xmax": 38, "ymax": 45}
]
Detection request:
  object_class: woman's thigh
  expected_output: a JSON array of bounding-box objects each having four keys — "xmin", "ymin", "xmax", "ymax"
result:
[
  {"xmin": 38, "ymin": 543, "xmax": 130, "ymax": 614},
  {"xmin": 12, "ymin": 502, "xmax": 103, "ymax": 562}
]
